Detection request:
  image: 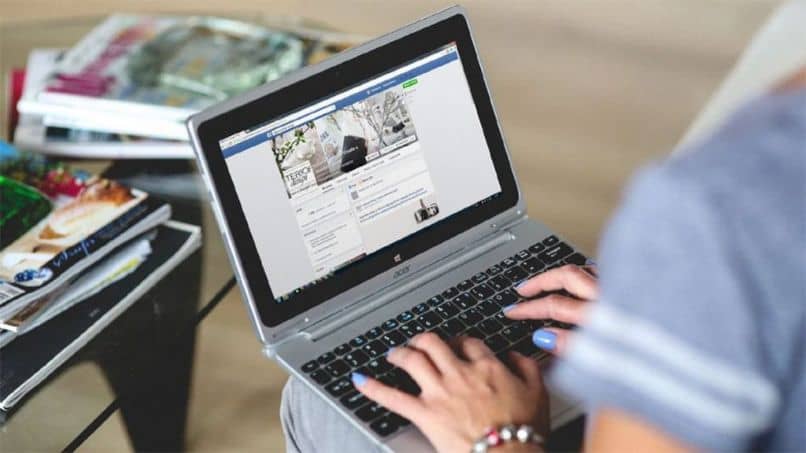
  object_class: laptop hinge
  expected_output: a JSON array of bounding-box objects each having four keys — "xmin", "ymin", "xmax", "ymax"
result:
[{"xmin": 301, "ymin": 229, "xmax": 516, "ymax": 341}]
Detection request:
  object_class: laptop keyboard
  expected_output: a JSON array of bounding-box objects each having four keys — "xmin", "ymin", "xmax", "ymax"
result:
[{"xmin": 299, "ymin": 235, "xmax": 587, "ymax": 438}]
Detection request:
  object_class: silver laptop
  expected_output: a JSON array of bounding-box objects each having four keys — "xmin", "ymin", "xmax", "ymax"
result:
[{"xmin": 188, "ymin": 6, "xmax": 586, "ymax": 451}]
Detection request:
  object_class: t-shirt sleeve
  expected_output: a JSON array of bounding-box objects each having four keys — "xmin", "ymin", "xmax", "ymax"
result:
[{"xmin": 550, "ymin": 164, "xmax": 781, "ymax": 451}]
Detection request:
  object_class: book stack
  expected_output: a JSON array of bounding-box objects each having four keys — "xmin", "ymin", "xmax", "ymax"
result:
[{"xmin": 8, "ymin": 14, "xmax": 364, "ymax": 159}]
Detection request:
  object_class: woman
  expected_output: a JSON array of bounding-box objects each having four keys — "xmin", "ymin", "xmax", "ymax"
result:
[{"xmin": 282, "ymin": 68, "xmax": 806, "ymax": 452}]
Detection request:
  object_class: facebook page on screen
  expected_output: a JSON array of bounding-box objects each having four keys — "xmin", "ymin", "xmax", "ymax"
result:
[{"xmin": 220, "ymin": 44, "xmax": 502, "ymax": 303}]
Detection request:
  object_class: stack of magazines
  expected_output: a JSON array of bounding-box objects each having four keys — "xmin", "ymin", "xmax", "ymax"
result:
[
  {"xmin": 0, "ymin": 145, "xmax": 179, "ymax": 349},
  {"xmin": 8, "ymin": 14, "xmax": 365, "ymax": 158}
]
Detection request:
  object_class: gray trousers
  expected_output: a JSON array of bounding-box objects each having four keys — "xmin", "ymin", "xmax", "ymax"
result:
[{"xmin": 281, "ymin": 377, "xmax": 384, "ymax": 453}]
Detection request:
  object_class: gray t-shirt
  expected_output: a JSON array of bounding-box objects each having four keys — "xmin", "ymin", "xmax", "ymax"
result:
[{"xmin": 552, "ymin": 89, "xmax": 805, "ymax": 451}]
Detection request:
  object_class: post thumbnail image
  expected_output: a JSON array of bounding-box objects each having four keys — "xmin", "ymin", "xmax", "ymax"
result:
[{"xmin": 272, "ymin": 86, "xmax": 418, "ymax": 198}]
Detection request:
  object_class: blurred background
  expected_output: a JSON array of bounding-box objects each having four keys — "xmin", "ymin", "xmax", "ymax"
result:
[{"xmin": 0, "ymin": 0, "xmax": 781, "ymax": 450}]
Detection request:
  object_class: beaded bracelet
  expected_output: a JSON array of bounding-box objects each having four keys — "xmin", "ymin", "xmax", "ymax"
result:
[{"xmin": 470, "ymin": 424, "xmax": 544, "ymax": 453}]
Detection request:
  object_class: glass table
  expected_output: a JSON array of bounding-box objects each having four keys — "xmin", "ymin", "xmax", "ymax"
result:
[{"xmin": 0, "ymin": 17, "xmax": 237, "ymax": 451}]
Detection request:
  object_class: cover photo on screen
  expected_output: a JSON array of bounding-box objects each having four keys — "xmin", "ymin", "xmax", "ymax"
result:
[{"xmin": 271, "ymin": 86, "xmax": 418, "ymax": 198}]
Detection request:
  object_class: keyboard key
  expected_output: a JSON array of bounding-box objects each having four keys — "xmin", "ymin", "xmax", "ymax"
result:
[
  {"xmin": 515, "ymin": 250, "xmax": 531, "ymax": 261},
  {"xmin": 458, "ymin": 308, "xmax": 483, "ymax": 325},
  {"xmin": 344, "ymin": 350, "xmax": 370, "ymax": 368},
  {"xmin": 325, "ymin": 378, "xmax": 353, "ymax": 397},
  {"xmin": 398, "ymin": 372, "xmax": 421, "ymax": 395},
  {"xmin": 479, "ymin": 318, "xmax": 503, "ymax": 335},
  {"xmin": 565, "ymin": 253, "xmax": 587, "ymax": 265},
  {"xmin": 419, "ymin": 311, "xmax": 442, "ymax": 329},
  {"xmin": 493, "ymin": 291, "xmax": 519, "ymax": 307},
  {"xmin": 453, "ymin": 292, "xmax": 477, "ymax": 310},
  {"xmin": 529, "ymin": 242, "xmax": 546, "ymax": 254},
  {"xmin": 486, "ymin": 264, "xmax": 503, "ymax": 276},
  {"xmin": 522, "ymin": 257, "xmax": 545, "ymax": 274},
  {"xmin": 325, "ymin": 359, "xmax": 351, "ymax": 378},
  {"xmin": 428, "ymin": 295, "xmax": 444, "ymax": 307},
  {"xmin": 442, "ymin": 318, "xmax": 466, "ymax": 335},
  {"xmin": 388, "ymin": 412, "xmax": 412, "ymax": 427},
  {"xmin": 538, "ymin": 242, "xmax": 573, "ymax": 264},
  {"xmin": 412, "ymin": 303, "xmax": 430, "ymax": 314},
  {"xmin": 400, "ymin": 320, "xmax": 425, "ymax": 338},
  {"xmin": 441, "ymin": 287, "xmax": 459, "ymax": 299},
  {"xmin": 362, "ymin": 340, "xmax": 388, "ymax": 358},
  {"xmin": 501, "ymin": 324, "xmax": 528, "ymax": 342},
  {"xmin": 356, "ymin": 402, "xmax": 388, "ymax": 422},
  {"xmin": 302, "ymin": 360, "xmax": 318, "ymax": 373},
  {"xmin": 495, "ymin": 311, "xmax": 517, "ymax": 327},
  {"xmin": 500, "ymin": 257, "xmax": 517, "ymax": 268},
  {"xmin": 464, "ymin": 327, "xmax": 485, "ymax": 339},
  {"xmin": 432, "ymin": 326, "xmax": 450, "ymax": 340},
  {"xmin": 382, "ymin": 319, "xmax": 399, "ymax": 331},
  {"xmin": 366, "ymin": 327, "xmax": 383, "ymax": 339},
  {"xmin": 484, "ymin": 334, "xmax": 509, "ymax": 353},
  {"xmin": 381, "ymin": 331, "xmax": 407, "ymax": 348},
  {"xmin": 471, "ymin": 272, "xmax": 488, "ymax": 283},
  {"xmin": 479, "ymin": 300, "xmax": 499, "ymax": 317},
  {"xmin": 396, "ymin": 311, "xmax": 414, "ymax": 323},
  {"xmin": 366, "ymin": 357, "xmax": 393, "ymax": 375},
  {"xmin": 334, "ymin": 343, "xmax": 351, "ymax": 355},
  {"xmin": 436, "ymin": 302, "xmax": 459, "ymax": 320},
  {"xmin": 310, "ymin": 369, "xmax": 331, "ymax": 385},
  {"xmin": 457, "ymin": 279, "xmax": 474, "ymax": 291},
  {"xmin": 511, "ymin": 338, "xmax": 540, "ymax": 357},
  {"xmin": 370, "ymin": 415, "xmax": 399, "ymax": 436},
  {"xmin": 470, "ymin": 283, "xmax": 495, "ymax": 300},
  {"xmin": 543, "ymin": 235, "xmax": 559, "ymax": 245},
  {"xmin": 340, "ymin": 390, "xmax": 368, "ymax": 409},
  {"xmin": 503, "ymin": 266, "xmax": 528, "ymax": 283},
  {"xmin": 317, "ymin": 352, "xmax": 335, "ymax": 365},
  {"xmin": 349, "ymin": 335, "xmax": 368, "ymax": 348},
  {"xmin": 488, "ymin": 275, "xmax": 511, "ymax": 291}
]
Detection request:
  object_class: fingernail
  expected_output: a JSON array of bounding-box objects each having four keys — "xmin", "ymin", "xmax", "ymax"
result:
[
  {"xmin": 351, "ymin": 372, "xmax": 368, "ymax": 387},
  {"xmin": 532, "ymin": 329, "xmax": 556, "ymax": 351},
  {"xmin": 385, "ymin": 347, "xmax": 396, "ymax": 358},
  {"xmin": 514, "ymin": 281, "xmax": 527, "ymax": 290},
  {"xmin": 502, "ymin": 304, "xmax": 516, "ymax": 313}
]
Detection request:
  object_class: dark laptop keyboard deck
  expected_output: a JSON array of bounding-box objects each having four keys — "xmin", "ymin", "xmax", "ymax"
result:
[{"xmin": 299, "ymin": 235, "xmax": 588, "ymax": 438}]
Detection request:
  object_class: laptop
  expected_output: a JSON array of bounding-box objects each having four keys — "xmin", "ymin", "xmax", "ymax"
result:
[{"xmin": 187, "ymin": 6, "xmax": 587, "ymax": 451}]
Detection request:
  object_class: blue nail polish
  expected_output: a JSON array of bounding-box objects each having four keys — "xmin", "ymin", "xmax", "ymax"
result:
[
  {"xmin": 514, "ymin": 281, "xmax": 527, "ymax": 290},
  {"xmin": 502, "ymin": 304, "xmax": 516, "ymax": 313},
  {"xmin": 385, "ymin": 347, "xmax": 396, "ymax": 358},
  {"xmin": 532, "ymin": 329, "xmax": 556, "ymax": 350},
  {"xmin": 351, "ymin": 372, "xmax": 368, "ymax": 386}
]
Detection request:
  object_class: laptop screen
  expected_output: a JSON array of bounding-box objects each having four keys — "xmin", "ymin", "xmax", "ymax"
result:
[{"xmin": 219, "ymin": 43, "xmax": 502, "ymax": 304}]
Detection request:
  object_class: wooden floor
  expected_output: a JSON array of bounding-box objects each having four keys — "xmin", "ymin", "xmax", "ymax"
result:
[{"xmin": 2, "ymin": 0, "xmax": 780, "ymax": 451}]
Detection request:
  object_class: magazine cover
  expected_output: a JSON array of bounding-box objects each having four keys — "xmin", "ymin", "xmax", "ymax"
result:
[
  {"xmin": 15, "ymin": 15, "xmax": 365, "ymax": 140},
  {"xmin": 0, "ymin": 149, "xmax": 170, "ymax": 320}
]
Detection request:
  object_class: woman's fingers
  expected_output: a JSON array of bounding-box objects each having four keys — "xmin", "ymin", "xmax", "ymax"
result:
[
  {"xmin": 387, "ymin": 345, "xmax": 442, "ymax": 388},
  {"xmin": 409, "ymin": 332, "xmax": 463, "ymax": 375},
  {"xmin": 454, "ymin": 336, "xmax": 494, "ymax": 361},
  {"xmin": 352, "ymin": 373, "xmax": 423, "ymax": 422},
  {"xmin": 515, "ymin": 264, "xmax": 598, "ymax": 300},
  {"xmin": 504, "ymin": 294, "xmax": 588, "ymax": 325},
  {"xmin": 532, "ymin": 327, "xmax": 572, "ymax": 356},
  {"xmin": 506, "ymin": 351, "xmax": 543, "ymax": 387}
]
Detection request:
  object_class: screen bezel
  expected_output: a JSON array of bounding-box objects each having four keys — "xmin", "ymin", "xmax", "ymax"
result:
[{"xmin": 195, "ymin": 13, "xmax": 519, "ymax": 327}]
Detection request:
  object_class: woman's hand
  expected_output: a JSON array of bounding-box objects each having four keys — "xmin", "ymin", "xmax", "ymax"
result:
[
  {"xmin": 353, "ymin": 333, "xmax": 548, "ymax": 453},
  {"xmin": 504, "ymin": 264, "xmax": 598, "ymax": 354}
]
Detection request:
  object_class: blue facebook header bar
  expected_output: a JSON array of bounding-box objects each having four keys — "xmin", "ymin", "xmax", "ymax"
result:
[{"xmin": 221, "ymin": 50, "xmax": 459, "ymax": 159}]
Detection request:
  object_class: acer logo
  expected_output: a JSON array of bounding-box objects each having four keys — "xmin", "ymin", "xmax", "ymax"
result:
[
  {"xmin": 394, "ymin": 254, "xmax": 402, "ymax": 263},
  {"xmin": 393, "ymin": 266, "xmax": 410, "ymax": 279}
]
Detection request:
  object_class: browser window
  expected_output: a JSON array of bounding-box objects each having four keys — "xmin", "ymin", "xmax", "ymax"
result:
[{"xmin": 220, "ymin": 44, "xmax": 502, "ymax": 302}]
